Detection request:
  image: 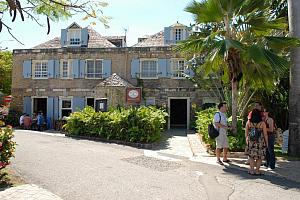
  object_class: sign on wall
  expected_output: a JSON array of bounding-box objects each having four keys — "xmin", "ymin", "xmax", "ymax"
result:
[{"xmin": 126, "ymin": 88, "xmax": 142, "ymax": 104}]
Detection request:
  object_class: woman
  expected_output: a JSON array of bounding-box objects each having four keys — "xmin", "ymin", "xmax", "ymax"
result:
[
  {"xmin": 245, "ymin": 109, "xmax": 268, "ymax": 175},
  {"xmin": 264, "ymin": 108, "xmax": 276, "ymax": 169}
]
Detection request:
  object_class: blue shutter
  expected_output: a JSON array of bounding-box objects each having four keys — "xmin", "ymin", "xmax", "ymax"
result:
[
  {"xmin": 73, "ymin": 59, "xmax": 80, "ymax": 78},
  {"xmin": 73, "ymin": 97, "xmax": 85, "ymax": 111},
  {"xmin": 166, "ymin": 59, "xmax": 171, "ymax": 77},
  {"xmin": 60, "ymin": 29, "xmax": 67, "ymax": 47},
  {"xmin": 47, "ymin": 97, "xmax": 54, "ymax": 129},
  {"xmin": 103, "ymin": 59, "xmax": 112, "ymax": 78},
  {"xmin": 81, "ymin": 28, "xmax": 88, "ymax": 47},
  {"xmin": 79, "ymin": 60, "xmax": 86, "ymax": 78},
  {"xmin": 48, "ymin": 60, "xmax": 55, "ymax": 78},
  {"xmin": 131, "ymin": 59, "xmax": 140, "ymax": 78},
  {"xmin": 54, "ymin": 60, "xmax": 60, "ymax": 78},
  {"xmin": 23, "ymin": 60, "xmax": 32, "ymax": 78},
  {"xmin": 164, "ymin": 27, "xmax": 171, "ymax": 45},
  {"xmin": 158, "ymin": 59, "xmax": 167, "ymax": 77},
  {"xmin": 23, "ymin": 97, "xmax": 31, "ymax": 115},
  {"xmin": 53, "ymin": 97, "xmax": 59, "ymax": 120}
]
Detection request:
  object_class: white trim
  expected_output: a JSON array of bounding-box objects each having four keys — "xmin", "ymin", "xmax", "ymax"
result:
[
  {"xmin": 170, "ymin": 58, "xmax": 186, "ymax": 79},
  {"xmin": 85, "ymin": 59, "xmax": 103, "ymax": 79},
  {"xmin": 139, "ymin": 58, "xmax": 158, "ymax": 79},
  {"xmin": 67, "ymin": 29, "xmax": 81, "ymax": 46},
  {"xmin": 70, "ymin": 88, "xmax": 92, "ymax": 92},
  {"xmin": 167, "ymin": 97, "xmax": 190, "ymax": 130},
  {"xmin": 60, "ymin": 59, "xmax": 73, "ymax": 79},
  {"xmin": 32, "ymin": 60, "xmax": 48, "ymax": 79},
  {"xmin": 59, "ymin": 96, "xmax": 73, "ymax": 119},
  {"xmin": 53, "ymin": 89, "xmax": 66, "ymax": 92}
]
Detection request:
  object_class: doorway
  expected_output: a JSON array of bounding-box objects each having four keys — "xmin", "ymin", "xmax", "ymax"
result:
[
  {"xmin": 169, "ymin": 98, "xmax": 188, "ymax": 129},
  {"xmin": 33, "ymin": 98, "xmax": 47, "ymax": 116}
]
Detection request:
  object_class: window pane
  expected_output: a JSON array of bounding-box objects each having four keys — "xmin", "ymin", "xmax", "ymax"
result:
[
  {"xmin": 61, "ymin": 109, "xmax": 72, "ymax": 118},
  {"xmin": 62, "ymin": 100, "xmax": 71, "ymax": 108},
  {"xmin": 86, "ymin": 60, "xmax": 94, "ymax": 77},
  {"xmin": 95, "ymin": 60, "xmax": 102, "ymax": 78}
]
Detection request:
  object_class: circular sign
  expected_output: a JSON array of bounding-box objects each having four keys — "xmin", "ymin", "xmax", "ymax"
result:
[{"xmin": 128, "ymin": 89, "xmax": 139, "ymax": 98}]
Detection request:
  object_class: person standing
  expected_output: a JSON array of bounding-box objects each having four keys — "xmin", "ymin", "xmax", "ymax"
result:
[
  {"xmin": 245, "ymin": 109, "xmax": 268, "ymax": 175},
  {"xmin": 264, "ymin": 108, "xmax": 276, "ymax": 169},
  {"xmin": 214, "ymin": 102, "xmax": 231, "ymax": 165},
  {"xmin": 37, "ymin": 112, "xmax": 44, "ymax": 131}
]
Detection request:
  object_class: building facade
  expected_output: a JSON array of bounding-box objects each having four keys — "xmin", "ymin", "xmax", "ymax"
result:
[{"xmin": 12, "ymin": 22, "xmax": 215, "ymax": 129}]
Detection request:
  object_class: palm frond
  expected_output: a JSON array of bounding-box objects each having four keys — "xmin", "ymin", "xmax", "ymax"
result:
[{"xmin": 265, "ymin": 36, "xmax": 300, "ymax": 50}]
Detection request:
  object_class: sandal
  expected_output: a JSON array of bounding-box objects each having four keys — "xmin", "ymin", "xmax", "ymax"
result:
[
  {"xmin": 217, "ymin": 160, "xmax": 224, "ymax": 165},
  {"xmin": 223, "ymin": 159, "xmax": 232, "ymax": 163},
  {"xmin": 248, "ymin": 170, "xmax": 255, "ymax": 175}
]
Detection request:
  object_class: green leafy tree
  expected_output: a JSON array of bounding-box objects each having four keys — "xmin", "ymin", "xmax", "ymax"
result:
[
  {"xmin": 0, "ymin": 0, "xmax": 110, "ymax": 43},
  {"xmin": 0, "ymin": 51, "xmax": 12, "ymax": 95},
  {"xmin": 177, "ymin": 0, "xmax": 299, "ymax": 134}
]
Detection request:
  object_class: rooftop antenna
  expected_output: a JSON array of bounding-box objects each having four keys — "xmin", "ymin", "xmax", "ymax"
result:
[{"xmin": 123, "ymin": 26, "xmax": 128, "ymax": 47}]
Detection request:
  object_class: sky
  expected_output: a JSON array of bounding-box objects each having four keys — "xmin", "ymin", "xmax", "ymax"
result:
[{"xmin": 0, "ymin": 0, "xmax": 194, "ymax": 50}]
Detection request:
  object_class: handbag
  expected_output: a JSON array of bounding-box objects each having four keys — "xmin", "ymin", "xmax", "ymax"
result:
[{"xmin": 208, "ymin": 112, "xmax": 221, "ymax": 139}]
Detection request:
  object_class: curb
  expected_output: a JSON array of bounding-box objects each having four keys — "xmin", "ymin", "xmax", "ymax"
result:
[{"xmin": 65, "ymin": 134, "xmax": 155, "ymax": 149}]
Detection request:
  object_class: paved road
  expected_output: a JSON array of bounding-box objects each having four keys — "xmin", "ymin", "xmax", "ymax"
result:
[{"xmin": 9, "ymin": 130, "xmax": 300, "ymax": 200}]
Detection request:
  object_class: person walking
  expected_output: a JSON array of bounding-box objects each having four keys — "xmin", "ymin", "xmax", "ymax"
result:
[
  {"xmin": 264, "ymin": 108, "xmax": 276, "ymax": 169},
  {"xmin": 37, "ymin": 112, "xmax": 45, "ymax": 131},
  {"xmin": 214, "ymin": 102, "xmax": 231, "ymax": 165},
  {"xmin": 245, "ymin": 109, "xmax": 268, "ymax": 175}
]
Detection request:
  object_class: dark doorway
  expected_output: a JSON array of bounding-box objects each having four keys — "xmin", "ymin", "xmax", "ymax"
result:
[
  {"xmin": 170, "ymin": 99, "xmax": 187, "ymax": 128},
  {"xmin": 87, "ymin": 98, "xmax": 95, "ymax": 108},
  {"xmin": 95, "ymin": 99, "xmax": 108, "ymax": 112},
  {"xmin": 33, "ymin": 98, "xmax": 47, "ymax": 116}
]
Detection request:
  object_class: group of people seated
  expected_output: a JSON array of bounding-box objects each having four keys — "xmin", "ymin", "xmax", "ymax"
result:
[{"xmin": 19, "ymin": 112, "xmax": 45, "ymax": 131}]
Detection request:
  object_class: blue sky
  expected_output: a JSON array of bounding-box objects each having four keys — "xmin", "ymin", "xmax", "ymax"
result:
[{"xmin": 0, "ymin": 0, "xmax": 194, "ymax": 50}]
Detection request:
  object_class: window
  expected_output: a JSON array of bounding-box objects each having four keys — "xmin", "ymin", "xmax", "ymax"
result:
[
  {"xmin": 86, "ymin": 59, "xmax": 103, "ymax": 78},
  {"xmin": 175, "ymin": 29, "xmax": 182, "ymax": 41},
  {"xmin": 68, "ymin": 29, "xmax": 81, "ymax": 45},
  {"xmin": 33, "ymin": 61, "xmax": 48, "ymax": 78},
  {"xmin": 140, "ymin": 60, "xmax": 158, "ymax": 79},
  {"xmin": 60, "ymin": 98, "xmax": 72, "ymax": 118},
  {"xmin": 60, "ymin": 60, "xmax": 72, "ymax": 78},
  {"xmin": 145, "ymin": 98, "xmax": 155, "ymax": 106},
  {"xmin": 172, "ymin": 59, "xmax": 185, "ymax": 78}
]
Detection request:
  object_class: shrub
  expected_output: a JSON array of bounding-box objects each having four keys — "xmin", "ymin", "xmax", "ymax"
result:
[
  {"xmin": 4, "ymin": 109, "xmax": 23, "ymax": 127},
  {"xmin": 0, "ymin": 126, "xmax": 16, "ymax": 170},
  {"xmin": 195, "ymin": 108, "xmax": 246, "ymax": 151},
  {"xmin": 64, "ymin": 106, "xmax": 168, "ymax": 143}
]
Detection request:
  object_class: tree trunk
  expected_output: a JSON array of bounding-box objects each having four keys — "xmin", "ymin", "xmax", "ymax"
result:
[
  {"xmin": 288, "ymin": 0, "xmax": 300, "ymax": 156},
  {"xmin": 231, "ymin": 80, "xmax": 238, "ymax": 135}
]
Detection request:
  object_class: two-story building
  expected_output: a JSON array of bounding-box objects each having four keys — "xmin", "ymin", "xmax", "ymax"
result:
[{"xmin": 11, "ymin": 22, "xmax": 215, "ymax": 129}]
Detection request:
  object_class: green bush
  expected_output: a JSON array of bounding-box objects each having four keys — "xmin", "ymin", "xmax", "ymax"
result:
[
  {"xmin": 64, "ymin": 106, "xmax": 168, "ymax": 143},
  {"xmin": 0, "ymin": 126, "xmax": 16, "ymax": 170},
  {"xmin": 195, "ymin": 108, "xmax": 246, "ymax": 151}
]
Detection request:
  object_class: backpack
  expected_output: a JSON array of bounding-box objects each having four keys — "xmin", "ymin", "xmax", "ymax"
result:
[
  {"xmin": 249, "ymin": 123, "xmax": 261, "ymax": 142},
  {"xmin": 208, "ymin": 112, "xmax": 221, "ymax": 139}
]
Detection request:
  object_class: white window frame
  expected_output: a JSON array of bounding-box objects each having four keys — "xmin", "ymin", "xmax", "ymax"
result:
[
  {"xmin": 174, "ymin": 28, "xmax": 182, "ymax": 41},
  {"xmin": 59, "ymin": 97, "xmax": 73, "ymax": 119},
  {"xmin": 32, "ymin": 60, "xmax": 48, "ymax": 79},
  {"xmin": 67, "ymin": 29, "xmax": 81, "ymax": 46},
  {"xmin": 85, "ymin": 59, "xmax": 103, "ymax": 79},
  {"xmin": 140, "ymin": 59, "xmax": 158, "ymax": 79},
  {"xmin": 60, "ymin": 59, "xmax": 73, "ymax": 79},
  {"xmin": 171, "ymin": 59, "xmax": 186, "ymax": 79}
]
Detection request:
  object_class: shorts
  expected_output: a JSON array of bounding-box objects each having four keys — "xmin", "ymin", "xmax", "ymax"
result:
[{"xmin": 215, "ymin": 131, "xmax": 229, "ymax": 149}]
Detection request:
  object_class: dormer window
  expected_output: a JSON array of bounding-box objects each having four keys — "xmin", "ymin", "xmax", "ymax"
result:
[{"xmin": 68, "ymin": 29, "xmax": 81, "ymax": 45}]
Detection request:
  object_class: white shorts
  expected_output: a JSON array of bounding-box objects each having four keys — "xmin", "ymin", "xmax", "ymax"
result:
[{"xmin": 215, "ymin": 131, "xmax": 229, "ymax": 149}]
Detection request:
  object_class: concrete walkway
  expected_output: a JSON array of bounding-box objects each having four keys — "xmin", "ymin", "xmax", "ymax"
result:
[{"xmin": 0, "ymin": 184, "xmax": 63, "ymax": 200}]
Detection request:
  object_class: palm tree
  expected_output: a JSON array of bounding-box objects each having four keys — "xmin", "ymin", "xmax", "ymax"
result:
[
  {"xmin": 288, "ymin": 0, "xmax": 300, "ymax": 156},
  {"xmin": 177, "ymin": 0, "xmax": 298, "ymax": 134}
]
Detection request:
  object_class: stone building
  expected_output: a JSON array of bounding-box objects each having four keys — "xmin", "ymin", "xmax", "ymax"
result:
[{"xmin": 11, "ymin": 22, "xmax": 215, "ymax": 129}]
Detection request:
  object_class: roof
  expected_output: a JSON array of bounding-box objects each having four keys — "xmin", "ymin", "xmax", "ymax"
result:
[
  {"xmin": 96, "ymin": 73, "xmax": 134, "ymax": 87},
  {"xmin": 32, "ymin": 26, "xmax": 116, "ymax": 49},
  {"xmin": 170, "ymin": 22, "xmax": 186, "ymax": 27},
  {"xmin": 132, "ymin": 31, "xmax": 165, "ymax": 47}
]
